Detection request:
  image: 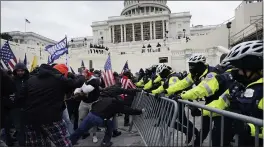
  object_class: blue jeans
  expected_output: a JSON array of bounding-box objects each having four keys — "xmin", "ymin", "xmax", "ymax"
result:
[
  {"xmin": 70, "ymin": 112, "xmax": 113, "ymax": 145},
  {"xmin": 62, "ymin": 109, "xmax": 74, "ymax": 135}
]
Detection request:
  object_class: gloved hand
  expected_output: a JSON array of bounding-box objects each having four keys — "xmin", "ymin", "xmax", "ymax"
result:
[
  {"xmin": 145, "ymin": 90, "xmax": 151, "ymax": 96},
  {"xmin": 172, "ymin": 95, "xmax": 182, "ymax": 101},
  {"xmin": 135, "ymin": 88, "xmax": 143, "ymax": 92},
  {"xmin": 229, "ymin": 82, "xmax": 245, "ymax": 99},
  {"xmin": 154, "ymin": 94, "xmax": 161, "ymax": 101},
  {"xmin": 190, "ymin": 107, "xmax": 202, "ymax": 116},
  {"xmin": 233, "ymin": 120, "xmax": 250, "ymax": 135},
  {"xmin": 67, "ymin": 72, "xmax": 75, "ymax": 79},
  {"xmin": 164, "ymin": 89, "xmax": 168, "ymax": 95}
]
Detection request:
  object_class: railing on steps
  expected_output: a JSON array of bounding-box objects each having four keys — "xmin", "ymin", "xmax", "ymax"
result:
[{"xmin": 230, "ymin": 15, "xmax": 263, "ymax": 46}]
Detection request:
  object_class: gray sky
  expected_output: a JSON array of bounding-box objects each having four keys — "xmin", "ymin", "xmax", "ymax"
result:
[{"xmin": 1, "ymin": 1, "xmax": 241, "ymax": 41}]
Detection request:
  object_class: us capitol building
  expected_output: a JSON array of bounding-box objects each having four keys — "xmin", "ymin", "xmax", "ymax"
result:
[{"xmin": 1, "ymin": 0, "xmax": 263, "ymax": 73}]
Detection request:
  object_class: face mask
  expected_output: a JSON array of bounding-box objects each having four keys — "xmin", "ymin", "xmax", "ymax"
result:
[
  {"xmin": 159, "ymin": 69, "xmax": 170, "ymax": 78},
  {"xmin": 231, "ymin": 70, "xmax": 251, "ymax": 86},
  {"xmin": 189, "ymin": 63, "xmax": 206, "ymax": 76}
]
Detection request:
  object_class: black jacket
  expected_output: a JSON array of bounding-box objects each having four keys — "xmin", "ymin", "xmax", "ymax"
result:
[
  {"xmin": 12, "ymin": 63, "xmax": 29, "ymax": 108},
  {"xmin": 82, "ymin": 76, "xmax": 100, "ymax": 103},
  {"xmin": 91, "ymin": 84, "xmax": 142, "ymax": 119},
  {"xmin": 20, "ymin": 64, "xmax": 85, "ymax": 125},
  {"xmin": 0, "ymin": 68, "xmax": 16, "ymax": 128}
]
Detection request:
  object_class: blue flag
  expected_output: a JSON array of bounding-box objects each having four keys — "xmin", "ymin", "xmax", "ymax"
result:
[
  {"xmin": 23, "ymin": 53, "xmax": 27, "ymax": 66},
  {"xmin": 45, "ymin": 37, "xmax": 68, "ymax": 64}
]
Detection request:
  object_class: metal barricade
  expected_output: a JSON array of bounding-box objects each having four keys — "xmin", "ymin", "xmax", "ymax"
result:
[
  {"xmin": 130, "ymin": 92, "xmax": 263, "ymax": 147},
  {"xmin": 129, "ymin": 92, "xmax": 178, "ymax": 146},
  {"xmin": 177, "ymin": 99, "xmax": 263, "ymax": 147}
]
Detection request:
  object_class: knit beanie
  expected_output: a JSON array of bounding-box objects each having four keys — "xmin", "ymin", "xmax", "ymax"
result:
[{"xmin": 53, "ymin": 64, "xmax": 68, "ymax": 77}]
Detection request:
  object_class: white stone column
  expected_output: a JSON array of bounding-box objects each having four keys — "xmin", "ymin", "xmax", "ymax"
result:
[
  {"xmin": 150, "ymin": 21, "xmax": 152, "ymax": 40},
  {"xmin": 108, "ymin": 26, "xmax": 112, "ymax": 43},
  {"xmin": 120, "ymin": 25, "xmax": 123, "ymax": 42},
  {"xmin": 132, "ymin": 23, "xmax": 135, "ymax": 41},
  {"xmin": 141, "ymin": 22, "xmax": 144, "ymax": 41},
  {"xmin": 144, "ymin": 7, "xmax": 146, "ymax": 14},
  {"xmin": 153, "ymin": 21, "xmax": 156, "ymax": 39},
  {"xmin": 162, "ymin": 20, "xmax": 165, "ymax": 39},
  {"xmin": 124, "ymin": 24, "xmax": 126, "ymax": 42},
  {"xmin": 166, "ymin": 20, "xmax": 169, "ymax": 31},
  {"xmin": 112, "ymin": 25, "xmax": 115, "ymax": 43}
]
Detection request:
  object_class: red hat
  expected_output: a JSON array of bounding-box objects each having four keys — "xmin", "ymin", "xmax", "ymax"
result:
[
  {"xmin": 53, "ymin": 64, "xmax": 68, "ymax": 77},
  {"xmin": 82, "ymin": 69, "xmax": 93, "ymax": 78}
]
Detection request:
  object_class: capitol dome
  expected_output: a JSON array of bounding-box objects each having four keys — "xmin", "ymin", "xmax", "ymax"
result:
[{"xmin": 121, "ymin": 0, "xmax": 171, "ymax": 16}]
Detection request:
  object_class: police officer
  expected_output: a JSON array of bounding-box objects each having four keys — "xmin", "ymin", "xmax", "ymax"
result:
[
  {"xmin": 178, "ymin": 60, "xmax": 234, "ymax": 146},
  {"xmin": 163, "ymin": 54, "xmax": 219, "ymax": 145},
  {"xmin": 152, "ymin": 64, "xmax": 181, "ymax": 96},
  {"xmin": 165, "ymin": 54, "xmax": 218, "ymax": 96},
  {"xmin": 135, "ymin": 68, "xmax": 145, "ymax": 88},
  {"xmin": 203, "ymin": 40, "xmax": 263, "ymax": 146},
  {"xmin": 143, "ymin": 65, "xmax": 160, "ymax": 92}
]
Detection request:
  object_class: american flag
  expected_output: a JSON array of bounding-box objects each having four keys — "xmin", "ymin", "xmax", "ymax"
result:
[
  {"xmin": 121, "ymin": 60, "xmax": 129, "ymax": 74},
  {"xmin": 0, "ymin": 41, "xmax": 17, "ymax": 70},
  {"xmin": 102, "ymin": 54, "xmax": 115, "ymax": 87},
  {"xmin": 121, "ymin": 76, "xmax": 136, "ymax": 89},
  {"xmin": 120, "ymin": 74, "xmax": 136, "ymax": 99}
]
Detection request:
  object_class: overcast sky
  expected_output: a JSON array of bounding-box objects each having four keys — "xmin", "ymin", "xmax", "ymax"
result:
[{"xmin": 1, "ymin": 1, "xmax": 241, "ymax": 41}]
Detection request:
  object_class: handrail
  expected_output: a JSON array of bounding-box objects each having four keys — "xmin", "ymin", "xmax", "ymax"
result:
[
  {"xmin": 178, "ymin": 99, "xmax": 263, "ymax": 126},
  {"xmin": 231, "ymin": 16, "xmax": 263, "ymax": 38}
]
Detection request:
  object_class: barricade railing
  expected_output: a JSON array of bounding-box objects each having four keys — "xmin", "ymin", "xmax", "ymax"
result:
[
  {"xmin": 129, "ymin": 91, "xmax": 178, "ymax": 146},
  {"xmin": 129, "ymin": 91, "xmax": 263, "ymax": 147}
]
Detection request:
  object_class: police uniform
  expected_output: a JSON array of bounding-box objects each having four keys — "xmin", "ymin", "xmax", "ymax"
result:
[
  {"xmin": 180, "ymin": 69, "xmax": 234, "ymax": 146},
  {"xmin": 203, "ymin": 78, "xmax": 263, "ymax": 146},
  {"xmin": 165, "ymin": 66, "xmax": 218, "ymax": 96}
]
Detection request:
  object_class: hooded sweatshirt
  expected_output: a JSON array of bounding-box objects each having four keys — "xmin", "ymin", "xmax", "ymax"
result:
[{"xmin": 12, "ymin": 63, "xmax": 29, "ymax": 108}]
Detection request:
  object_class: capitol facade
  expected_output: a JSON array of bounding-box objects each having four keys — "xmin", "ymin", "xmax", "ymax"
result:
[{"xmin": 1, "ymin": 0, "xmax": 263, "ymax": 73}]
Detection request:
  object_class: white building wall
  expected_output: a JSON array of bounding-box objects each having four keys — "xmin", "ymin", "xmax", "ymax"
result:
[
  {"xmin": 233, "ymin": 1, "xmax": 262, "ymax": 34},
  {"xmin": 169, "ymin": 22, "xmax": 229, "ymax": 50}
]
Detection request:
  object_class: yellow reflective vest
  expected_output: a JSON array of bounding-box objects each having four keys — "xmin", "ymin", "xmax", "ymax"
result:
[
  {"xmin": 181, "ymin": 69, "xmax": 232, "ymax": 101},
  {"xmin": 136, "ymin": 78, "xmax": 144, "ymax": 87},
  {"xmin": 203, "ymin": 78, "xmax": 263, "ymax": 138},
  {"xmin": 152, "ymin": 72, "xmax": 180, "ymax": 95},
  {"xmin": 166, "ymin": 66, "xmax": 217, "ymax": 96}
]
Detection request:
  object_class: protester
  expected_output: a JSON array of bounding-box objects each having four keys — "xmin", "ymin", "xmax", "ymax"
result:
[
  {"xmin": 75, "ymin": 69, "xmax": 101, "ymax": 143},
  {"xmin": 70, "ymin": 76, "xmax": 143, "ymax": 146},
  {"xmin": 3, "ymin": 63, "xmax": 29, "ymax": 146},
  {"xmin": 0, "ymin": 68, "xmax": 16, "ymax": 146},
  {"xmin": 20, "ymin": 63, "xmax": 85, "ymax": 146},
  {"xmin": 121, "ymin": 70, "xmax": 137, "ymax": 126}
]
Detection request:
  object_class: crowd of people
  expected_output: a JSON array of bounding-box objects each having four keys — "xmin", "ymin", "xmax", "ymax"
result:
[
  {"xmin": 0, "ymin": 40, "xmax": 263, "ymax": 147},
  {"xmin": 0, "ymin": 61, "xmax": 143, "ymax": 146}
]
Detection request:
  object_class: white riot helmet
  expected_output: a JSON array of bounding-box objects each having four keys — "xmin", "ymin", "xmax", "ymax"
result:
[
  {"xmin": 223, "ymin": 40, "xmax": 263, "ymax": 63},
  {"xmin": 156, "ymin": 64, "xmax": 169, "ymax": 74},
  {"xmin": 188, "ymin": 54, "xmax": 206, "ymax": 64}
]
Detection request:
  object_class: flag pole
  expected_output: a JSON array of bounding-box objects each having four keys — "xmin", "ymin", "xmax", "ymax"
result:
[
  {"xmin": 65, "ymin": 35, "xmax": 70, "ymax": 72},
  {"xmin": 25, "ymin": 19, "xmax": 26, "ymax": 32}
]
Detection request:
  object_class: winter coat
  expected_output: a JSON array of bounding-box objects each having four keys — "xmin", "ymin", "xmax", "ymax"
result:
[{"xmin": 20, "ymin": 64, "xmax": 85, "ymax": 125}]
